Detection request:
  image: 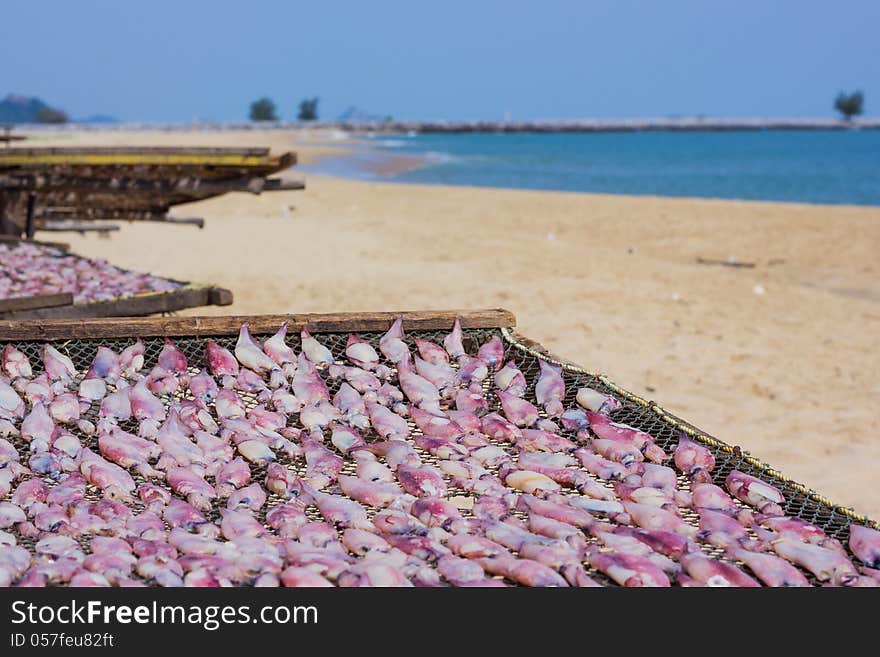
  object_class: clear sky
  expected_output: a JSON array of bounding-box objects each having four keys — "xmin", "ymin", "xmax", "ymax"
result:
[{"xmin": 2, "ymin": 0, "xmax": 878, "ymax": 122}]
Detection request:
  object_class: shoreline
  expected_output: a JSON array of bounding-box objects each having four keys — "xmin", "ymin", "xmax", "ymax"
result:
[
  {"xmin": 304, "ymin": 169, "xmax": 880, "ymax": 211},
  {"xmin": 15, "ymin": 116, "xmax": 880, "ymax": 133},
  {"xmin": 302, "ymin": 148, "xmax": 436, "ymax": 179},
  {"xmin": 301, "ymin": 137, "xmax": 880, "ymax": 210}
]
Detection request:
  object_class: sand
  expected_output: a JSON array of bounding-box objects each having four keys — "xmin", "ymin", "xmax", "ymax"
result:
[{"xmin": 19, "ymin": 128, "xmax": 880, "ymax": 518}]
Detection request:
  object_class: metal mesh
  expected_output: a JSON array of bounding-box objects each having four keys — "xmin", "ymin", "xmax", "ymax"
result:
[
  {"xmin": 1, "ymin": 325, "xmax": 874, "ymax": 587},
  {"xmin": 503, "ymin": 334, "xmax": 872, "ymax": 539}
]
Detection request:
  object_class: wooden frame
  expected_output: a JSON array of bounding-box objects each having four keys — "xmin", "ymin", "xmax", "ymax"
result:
[
  {"xmin": 0, "ymin": 147, "xmax": 273, "ymax": 156},
  {"xmin": 0, "ymin": 286, "xmax": 233, "ymax": 321},
  {"xmin": 0, "ymin": 174, "xmax": 303, "ymax": 195},
  {"xmin": 0, "ymin": 238, "xmax": 233, "ymax": 319},
  {"xmin": 0, "ymin": 147, "xmax": 301, "ymax": 236},
  {"xmin": 0, "ymin": 147, "xmax": 295, "ymax": 169},
  {"xmin": 0, "ymin": 304, "xmax": 871, "ymax": 533},
  {"xmin": 39, "ymin": 217, "xmax": 204, "ymax": 231},
  {"xmin": 0, "ymin": 293, "xmax": 73, "ymax": 314},
  {"xmin": 0, "ymin": 308, "xmax": 516, "ymax": 340},
  {"xmin": 39, "ymin": 209, "xmax": 183, "ymax": 221}
]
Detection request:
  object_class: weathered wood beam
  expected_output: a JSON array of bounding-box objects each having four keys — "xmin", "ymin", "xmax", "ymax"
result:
[
  {"xmin": 0, "ymin": 174, "xmax": 271, "ymax": 195},
  {"xmin": 0, "ymin": 308, "xmax": 516, "ymax": 339},
  {"xmin": 38, "ymin": 220, "xmax": 120, "ymax": 233},
  {"xmin": 37, "ymin": 208, "xmax": 168, "ymax": 220},
  {"xmin": 0, "ymin": 148, "xmax": 295, "ymax": 171},
  {"xmin": 0, "ymin": 293, "xmax": 74, "ymax": 315},
  {"xmin": 263, "ymin": 178, "xmax": 306, "ymax": 191},
  {"xmin": 0, "ymin": 146, "xmax": 271, "ymax": 157},
  {"xmin": 0, "ymin": 286, "xmax": 234, "ymax": 321},
  {"xmin": 143, "ymin": 216, "xmax": 205, "ymax": 228}
]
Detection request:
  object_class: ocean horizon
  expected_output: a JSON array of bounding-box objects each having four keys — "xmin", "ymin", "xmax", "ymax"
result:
[{"xmin": 304, "ymin": 130, "xmax": 880, "ymax": 206}]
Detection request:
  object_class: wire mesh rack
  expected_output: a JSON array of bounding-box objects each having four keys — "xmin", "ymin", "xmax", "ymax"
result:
[
  {"xmin": 0, "ymin": 240, "xmax": 231, "ymax": 319},
  {"xmin": 0, "ymin": 310, "xmax": 874, "ymax": 587}
]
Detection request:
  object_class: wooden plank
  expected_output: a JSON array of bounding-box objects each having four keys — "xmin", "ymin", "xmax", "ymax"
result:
[
  {"xmin": 208, "ymin": 288, "xmax": 234, "ymax": 306},
  {"xmin": 0, "ymin": 173, "xmax": 276, "ymax": 195},
  {"xmin": 0, "ymin": 286, "xmax": 231, "ymax": 321},
  {"xmin": 34, "ymin": 207, "xmax": 77, "ymax": 217},
  {"xmin": 41, "ymin": 214, "xmax": 203, "ymax": 228},
  {"xmin": 39, "ymin": 208, "xmax": 170, "ymax": 221},
  {"xmin": 0, "ymin": 308, "xmax": 516, "ymax": 340},
  {"xmin": 0, "ymin": 293, "xmax": 74, "ymax": 314},
  {"xmin": 1, "ymin": 146, "xmax": 272, "ymax": 157},
  {"xmin": 263, "ymin": 178, "xmax": 306, "ymax": 191},
  {"xmin": 0, "ymin": 235, "xmax": 69, "ymax": 251},
  {"xmin": 0, "ymin": 151, "xmax": 295, "ymax": 170},
  {"xmin": 155, "ymin": 216, "xmax": 205, "ymax": 228},
  {"xmin": 39, "ymin": 221, "xmax": 120, "ymax": 233},
  {"xmin": 39, "ymin": 215, "xmax": 204, "ymax": 228}
]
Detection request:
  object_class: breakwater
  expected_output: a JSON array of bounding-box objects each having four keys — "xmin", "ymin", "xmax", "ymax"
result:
[{"xmin": 15, "ymin": 117, "xmax": 880, "ymax": 133}]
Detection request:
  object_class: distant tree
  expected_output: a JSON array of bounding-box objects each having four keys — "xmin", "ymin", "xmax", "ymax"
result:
[
  {"xmin": 34, "ymin": 107, "xmax": 68, "ymax": 124},
  {"xmin": 249, "ymin": 97, "xmax": 277, "ymax": 122},
  {"xmin": 835, "ymin": 91, "xmax": 864, "ymax": 121},
  {"xmin": 298, "ymin": 97, "xmax": 319, "ymax": 121}
]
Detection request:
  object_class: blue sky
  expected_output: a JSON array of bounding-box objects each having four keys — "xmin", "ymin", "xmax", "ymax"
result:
[{"xmin": 2, "ymin": 1, "xmax": 877, "ymax": 122}]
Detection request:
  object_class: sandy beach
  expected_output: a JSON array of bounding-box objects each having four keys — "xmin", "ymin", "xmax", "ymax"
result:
[{"xmin": 20, "ymin": 128, "xmax": 880, "ymax": 518}]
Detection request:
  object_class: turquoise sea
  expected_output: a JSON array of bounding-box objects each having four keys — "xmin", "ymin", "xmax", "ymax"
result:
[{"xmin": 306, "ymin": 130, "xmax": 880, "ymax": 206}]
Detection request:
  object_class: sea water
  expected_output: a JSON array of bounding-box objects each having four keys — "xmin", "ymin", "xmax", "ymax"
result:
[{"xmin": 307, "ymin": 129, "xmax": 880, "ymax": 206}]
